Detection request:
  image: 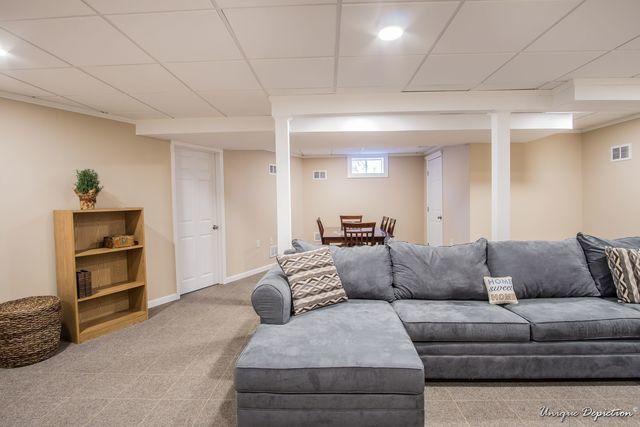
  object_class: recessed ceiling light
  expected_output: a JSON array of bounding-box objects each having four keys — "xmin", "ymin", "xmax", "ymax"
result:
[
  {"xmin": 378, "ymin": 26, "xmax": 403, "ymax": 41},
  {"xmin": 0, "ymin": 47, "xmax": 8, "ymax": 57}
]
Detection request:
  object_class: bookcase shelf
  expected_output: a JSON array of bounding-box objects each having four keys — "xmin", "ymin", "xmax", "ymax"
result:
[
  {"xmin": 75, "ymin": 245, "xmax": 143, "ymax": 258},
  {"xmin": 54, "ymin": 208, "xmax": 148, "ymax": 343}
]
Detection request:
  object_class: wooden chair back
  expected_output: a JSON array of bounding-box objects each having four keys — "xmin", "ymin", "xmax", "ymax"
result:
[
  {"xmin": 340, "ymin": 215, "xmax": 363, "ymax": 229},
  {"xmin": 316, "ymin": 217, "xmax": 326, "ymax": 244},
  {"xmin": 343, "ymin": 222, "xmax": 376, "ymax": 246},
  {"xmin": 380, "ymin": 216, "xmax": 389, "ymax": 232},
  {"xmin": 386, "ymin": 218, "xmax": 396, "ymax": 238}
]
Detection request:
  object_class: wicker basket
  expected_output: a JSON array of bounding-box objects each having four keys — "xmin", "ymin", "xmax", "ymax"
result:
[{"xmin": 0, "ymin": 296, "xmax": 62, "ymax": 368}]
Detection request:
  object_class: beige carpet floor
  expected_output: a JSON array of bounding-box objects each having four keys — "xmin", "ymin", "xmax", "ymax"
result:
[{"xmin": 1, "ymin": 273, "xmax": 639, "ymax": 426}]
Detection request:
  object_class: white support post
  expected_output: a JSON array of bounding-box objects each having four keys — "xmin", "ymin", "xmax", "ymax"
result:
[
  {"xmin": 490, "ymin": 112, "xmax": 511, "ymax": 241},
  {"xmin": 275, "ymin": 116, "xmax": 292, "ymax": 254}
]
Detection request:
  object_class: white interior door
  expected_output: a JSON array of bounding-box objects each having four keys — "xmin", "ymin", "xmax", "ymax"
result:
[
  {"xmin": 175, "ymin": 147, "xmax": 220, "ymax": 294},
  {"xmin": 427, "ymin": 154, "xmax": 443, "ymax": 246}
]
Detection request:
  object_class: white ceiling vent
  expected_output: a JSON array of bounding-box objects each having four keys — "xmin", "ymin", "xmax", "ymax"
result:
[
  {"xmin": 312, "ymin": 170, "xmax": 327, "ymax": 180},
  {"xmin": 611, "ymin": 144, "xmax": 632, "ymax": 162},
  {"xmin": 268, "ymin": 164, "xmax": 276, "ymax": 175}
]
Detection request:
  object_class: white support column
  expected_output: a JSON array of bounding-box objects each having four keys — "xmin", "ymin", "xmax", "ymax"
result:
[
  {"xmin": 275, "ymin": 116, "xmax": 292, "ymax": 254},
  {"xmin": 490, "ymin": 112, "xmax": 511, "ymax": 241}
]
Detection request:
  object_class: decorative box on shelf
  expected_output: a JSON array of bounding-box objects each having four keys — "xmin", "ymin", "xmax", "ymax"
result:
[{"xmin": 103, "ymin": 235, "xmax": 136, "ymax": 249}]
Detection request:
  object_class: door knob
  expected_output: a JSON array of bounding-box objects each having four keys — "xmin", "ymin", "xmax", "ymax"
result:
[
  {"xmin": 212, "ymin": 225, "xmax": 219, "ymax": 230},
  {"xmin": 437, "ymin": 216, "xmax": 442, "ymax": 220}
]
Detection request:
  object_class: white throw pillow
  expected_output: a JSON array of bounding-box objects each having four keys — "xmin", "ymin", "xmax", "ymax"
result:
[{"xmin": 483, "ymin": 276, "xmax": 518, "ymax": 305}]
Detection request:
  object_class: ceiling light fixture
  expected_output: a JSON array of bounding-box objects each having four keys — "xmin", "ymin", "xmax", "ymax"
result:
[
  {"xmin": 0, "ymin": 47, "xmax": 8, "ymax": 57},
  {"xmin": 378, "ymin": 26, "xmax": 403, "ymax": 41}
]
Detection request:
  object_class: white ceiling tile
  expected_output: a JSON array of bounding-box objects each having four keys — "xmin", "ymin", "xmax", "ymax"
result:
[
  {"xmin": 35, "ymin": 95, "xmax": 86, "ymax": 108},
  {"xmin": 529, "ymin": 0, "xmax": 640, "ymax": 52},
  {"xmin": 0, "ymin": 73, "xmax": 51, "ymax": 96},
  {"xmin": 619, "ymin": 36, "xmax": 640, "ymax": 51},
  {"xmin": 65, "ymin": 91, "xmax": 162, "ymax": 114},
  {"xmin": 218, "ymin": 0, "xmax": 335, "ymax": 6},
  {"xmin": 251, "ymin": 57, "xmax": 334, "ymax": 89},
  {"xmin": 266, "ymin": 87, "xmax": 333, "ymax": 95},
  {"xmin": 538, "ymin": 80, "xmax": 566, "ymax": 90},
  {"xmin": 83, "ymin": 64, "xmax": 186, "ymax": 93},
  {"xmin": 338, "ymin": 55, "xmax": 422, "ymax": 88},
  {"xmin": 336, "ymin": 86, "xmax": 403, "ymax": 93},
  {"xmin": 0, "ymin": 0, "xmax": 93, "ymax": 20},
  {"xmin": 198, "ymin": 91, "xmax": 271, "ymax": 116},
  {"xmin": 410, "ymin": 53, "xmax": 512, "ymax": 88},
  {"xmin": 567, "ymin": 51, "xmax": 640, "ymax": 78},
  {"xmin": 4, "ymin": 68, "xmax": 118, "ymax": 95},
  {"xmin": 165, "ymin": 61, "xmax": 261, "ymax": 91},
  {"xmin": 118, "ymin": 111, "xmax": 168, "ymax": 119},
  {"xmin": 478, "ymin": 51, "xmax": 604, "ymax": 90},
  {"xmin": 404, "ymin": 84, "xmax": 473, "ymax": 92},
  {"xmin": 435, "ymin": 0, "xmax": 580, "ymax": 54},
  {"xmin": 134, "ymin": 91, "xmax": 222, "ymax": 118},
  {"xmin": 224, "ymin": 5, "xmax": 336, "ymax": 58},
  {"xmin": 109, "ymin": 10, "xmax": 241, "ymax": 62},
  {"xmin": 3, "ymin": 16, "xmax": 152, "ymax": 66},
  {"xmin": 0, "ymin": 28, "xmax": 67, "ymax": 69},
  {"xmin": 340, "ymin": 2, "xmax": 459, "ymax": 56},
  {"xmin": 84, "ymin": 0, "xmax": 212, "ymax": 14}
]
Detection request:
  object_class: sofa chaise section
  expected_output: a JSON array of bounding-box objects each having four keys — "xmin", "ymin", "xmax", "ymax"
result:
[{"xmin": 235, "ymin": 300, "xmax": 425, "ymax": 427}]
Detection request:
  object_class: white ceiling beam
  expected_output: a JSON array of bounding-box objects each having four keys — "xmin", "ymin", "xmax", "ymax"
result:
[
  {"xmin": 291, "ymin": 113, "xmax": 573, "ymax": 133},
  {"xmin": 573, "ymin": 78, "xmax": 640, "ymax": 101},
  {"xmin": 136, "ymin": 116, "xmax": 274, "ymax": 136},
  {"xmin": 271, "ymin": 90, "xmax": 555, "ymax": 117}
]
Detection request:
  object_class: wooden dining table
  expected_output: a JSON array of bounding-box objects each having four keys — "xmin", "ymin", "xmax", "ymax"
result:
[{"xmin": 322, "ymin": 226, "xmax": 387, "ymax": 245}]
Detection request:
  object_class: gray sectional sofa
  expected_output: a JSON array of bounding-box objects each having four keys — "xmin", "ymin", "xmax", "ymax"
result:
[{"xmin": 235, "ymin": 235, "xmax": 640, "ymax": 427}]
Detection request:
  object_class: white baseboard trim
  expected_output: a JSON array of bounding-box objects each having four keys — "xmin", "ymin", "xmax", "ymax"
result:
[
  {"xmin": 224, "ymin": 263, "xmax": 274, "ymax": 284},
  {"xmin": 148, "ymin": 293, "xmax": 180, "ymax": 308}
]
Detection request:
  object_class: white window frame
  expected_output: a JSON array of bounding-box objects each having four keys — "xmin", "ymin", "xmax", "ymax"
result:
[{"xmin": 347, "ymin": 154, "xmax": 389, "ymax": 178}]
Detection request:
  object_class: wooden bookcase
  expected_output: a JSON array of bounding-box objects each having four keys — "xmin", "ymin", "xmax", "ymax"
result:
[{"xmin": 53, "ymin": 208, "xmax": 148, "ymax": 343}]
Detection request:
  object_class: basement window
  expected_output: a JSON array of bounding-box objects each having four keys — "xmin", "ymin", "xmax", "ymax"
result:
[{"xmin": 347, "ymin": 155, "xmax": 388, "ymax": 178}]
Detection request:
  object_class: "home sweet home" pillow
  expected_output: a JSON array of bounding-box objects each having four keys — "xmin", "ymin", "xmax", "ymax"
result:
[{"xmin": 483, "ymin": 276, "xmax": 518, "ymax": 305}]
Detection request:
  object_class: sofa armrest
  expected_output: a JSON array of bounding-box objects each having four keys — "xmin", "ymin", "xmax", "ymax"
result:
[{"xmin": 251, "ymin": 266, "xmax": 292, "ymax": 324}]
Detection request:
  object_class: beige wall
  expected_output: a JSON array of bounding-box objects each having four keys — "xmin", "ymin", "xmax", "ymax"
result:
[
  {"xmin": 469, "ymin": 133, "xmax": 584, "ymax": 241},
  {"xmin": 300, "ymin": 156, "xmax": 425, "ymax": 243},
  {"xmin": 582, "ymin": 118, "xmax": 640, "ymax": 238},
  {"xmin": 0, "ymin": 98, "xmax": 175, "ymax": 303},
  {"xmin": 222, "ymin": 150, "xmax": 305, "ymax": 277}
]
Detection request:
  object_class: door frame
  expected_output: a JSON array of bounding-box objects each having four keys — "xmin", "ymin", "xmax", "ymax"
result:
[
  {"xmin": 425, "ymin": 150, "xmax": 443, "ymax": 246},
  {"xmin": 170, "ymin": 140, "xmax": 227, "ymax": 296}
]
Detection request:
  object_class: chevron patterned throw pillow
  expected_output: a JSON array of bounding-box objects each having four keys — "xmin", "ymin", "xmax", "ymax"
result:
[
  {"xmin": 277, "ymin": 247, "xmax": 348, "ymax": 315},
  {"xmin": 605, "ymin": 246, "xmax": 640, "ymax": 304}
]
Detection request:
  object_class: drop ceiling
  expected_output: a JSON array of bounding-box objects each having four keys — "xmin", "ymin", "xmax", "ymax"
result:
[{"xmin": 0, "ymin": 0, "xmax": 638, "ymax": 131}]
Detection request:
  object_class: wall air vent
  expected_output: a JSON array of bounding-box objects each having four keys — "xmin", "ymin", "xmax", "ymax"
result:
[
  {"xmin": 611, "ymin": 144, "xmax": 632, "ymax": 162},
  {"xmin": 268, "ymin": 164, "xmax": 276, "ymax": 175},
  {"xmin": 312, "ymin": 170, "xmax": 327, "ymax": 180}
]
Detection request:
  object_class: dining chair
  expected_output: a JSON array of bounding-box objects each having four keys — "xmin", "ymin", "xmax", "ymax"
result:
[
  {"xmin": 343, "ymin": 222, "xmax": 376, "ymax": 246},
  {"xmin": 380, "ymin": 216, "xmax": 389, "ymax": 232},
  {"xmin": 340, "ymin": 215, "xmax": 363, "ymax": 230},
  {"xmin": 316, "ymin": 217, "xmax": 327, "ymax": 245},
  {"xmin": 386, "ymin": 218, "xmax": 396, "ymax": 238}
]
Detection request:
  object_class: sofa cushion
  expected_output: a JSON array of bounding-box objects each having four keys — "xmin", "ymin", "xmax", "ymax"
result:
[
  {"xmin": 486, "ymin": 239, "xmax": 600, "ymax": 299},
  {"xmin": 504, "ymin": 298, "xmax": 640, "ymax": 341},
  {"xmin": 577, "ymin": 233, "xmax": 640, "ymax": 297},
  {"xmin": 389, "ymin": 239, "xmax": 490, "ymax": 300},
  {"xmin": 392, "ymin": 300, "xmax": 530, "ymax": 342},
  {"xmin": 235, "ymin": 300, "xmax": 424, "ymax": 395},
  {"xmin": 291, "ymin": 240, "xmax": 395, "ymax": 302}
]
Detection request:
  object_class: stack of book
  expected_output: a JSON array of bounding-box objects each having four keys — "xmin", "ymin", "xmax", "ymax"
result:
[{"xmin": 76, "ymin": 270, "xmax": 92, "ymax": 298}]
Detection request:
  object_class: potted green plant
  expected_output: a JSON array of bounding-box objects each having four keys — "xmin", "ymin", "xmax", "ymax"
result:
[{"xmin": 74, "ymin": 169, "xmax": 103, "ymax": 210}]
